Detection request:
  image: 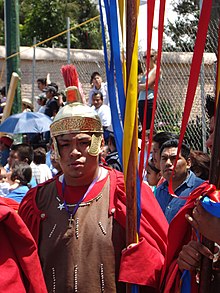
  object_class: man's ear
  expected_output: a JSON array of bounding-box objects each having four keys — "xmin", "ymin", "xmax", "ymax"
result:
[
  {"xmin": 98, "ymin": 135, "xmax": 105, "ymax": 155},
  {"xmin": 24, "ymin": 158, "xmax": 29, "ymax": 164},
  {"xmin": 186, "ymin": 157, "xmax": 191, "ymax": 169}
]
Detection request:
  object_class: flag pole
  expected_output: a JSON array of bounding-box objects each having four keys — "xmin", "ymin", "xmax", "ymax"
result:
[{"xmin": 125, "ymin": 0, "xmax": 138, "ymax": 246}]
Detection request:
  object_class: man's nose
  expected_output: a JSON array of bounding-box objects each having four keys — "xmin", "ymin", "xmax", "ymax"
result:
[
  {"xmin": 165, "ymin": 157, "xmax": 172, "ymax": 165},
  {"xmin": 70, "ymin": 146, "xmax": 81, "ymax": 156}
]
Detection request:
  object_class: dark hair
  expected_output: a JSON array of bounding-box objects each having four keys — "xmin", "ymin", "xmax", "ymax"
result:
[
  {"xmin": 11, "ymin": 143, "xmax": 34, "ymax": 164},
  {"xmin": 153, "ymin": 132, "xmax": 179, "ymax": 149},
  {"xmin": 0, "ymin": 86, "xmax": 6, "ymax": 96},
  {"xmin": 206, "ymin": 94, "xmax": 215, "ymax": 119},
  {"xmin": 48, "ymin": 82, "xmax": 59, "ymax": 92},
  {"xmin": 148, "ymin": 158, "xmax": 160, "ymax": 174},
  {"xmin": 108, "ymin": 132, "xmax": 116, "ymax": 148},
  {"xmin": 37, "ymin": 78, "xmax": 47, "ymax": 85},
  {"xmin": 160, "ymin": 139, "xmax": 190, "ymax": 161},
  {"xmin": 90, "ymin": 72, "xmax": 101, "ymax": 84},
  {"xmin": 92, "ymin": 91, "xmax": 103, "ymax": 101},
  {"xmin": 11, "ymin": 161, "xmax": 32, "ymax": 187},
  {"xmin": 33, "ymin": 147, "xmax": 46, "ymax": 164},
  {"xmin": 190, "ymin": 150, "xmax": 210, "ymax": 180}
]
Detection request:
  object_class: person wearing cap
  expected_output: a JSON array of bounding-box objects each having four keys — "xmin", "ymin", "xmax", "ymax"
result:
[
  {"xmin": 18, "ymin": 97, "xmax": 168, "ymax": 292},
  {"xmin": 0, "ymin": 135, "xmax": 13, "ymax": 167},
  {"xmin": 138, "ymin": 49, "xmax": 158, "ymax": 130},
  {"xmin": 35, "ymin": 94, "xmax": 47, "ymax": 113},
  {"xmin": 43, "ymin": 85, "xmax": 59, "ymax": 118}
]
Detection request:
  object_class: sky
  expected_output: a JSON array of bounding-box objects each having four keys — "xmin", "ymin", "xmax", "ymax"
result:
[{"xmin": 138, "ymin": 0, "xmax": 177, "ymax": 51}]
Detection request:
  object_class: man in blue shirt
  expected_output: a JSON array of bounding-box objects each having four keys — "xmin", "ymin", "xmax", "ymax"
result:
[{"xmin": 156, "ymin": 139, "xmax": 204, "ymax": 223}]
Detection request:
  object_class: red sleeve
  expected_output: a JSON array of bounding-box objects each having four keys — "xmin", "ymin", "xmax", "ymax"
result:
[
  {"xmin": 108, "ymin": 169, "xmax": 168, "ymax": 288},
  {"xmin": 0, "ymin": 199, "xmax": 47, "ymax": 293}
]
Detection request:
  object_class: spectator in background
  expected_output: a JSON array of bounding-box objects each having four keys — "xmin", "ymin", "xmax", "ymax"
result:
[
  {"xmin": 43, "ymin": 85, "xmax": 59, "ymax": 118},
  {"xmin": 91, "ymin": 91, "xmax": 111, "ymax": 143},
  {"xmin": 33, "ymin": 147, "xmax": 52, "ymax": 183},
  {"xmin": 152, "ymin": 131, "xmax": 179, "ymax": 170},
  {"xmin": 35, "ymin": 93, "xmax": 47, "ymax": 113},
  {"xmin": 156, "ymin": 139, "xmax": 204, "ymax": 223},
  {"xmin": 37, "ymin": 78, "xmax": 47, "ymax": 92},
  {"xmin": 6, "ymin": 143, "xmax": 38, "ymax": 188},
  {"xmin": 146, "ymin": 158, "xmax": 161, "ymax": 195},
  {"xmin": 190, "ymin": 150, "xmax": 210, "ymax": 180},
  {"xmin": 22, "ymin": 98, "xmax": 34, "ymax": 112},
  {"xmin": 88, "ymin": 72, "xmax": 109, "ymax": 106},
  {"xmin": 105, "ymin": 132, "xmax": 122, "ymax": 172},
  {"xmin": 138, "ymin": 50, "xmax": 158, "ymax": 130},
  {"xmin": 0, "ymin": 135, "xmax": 13, "ymax": 167},
  {"xmin": 6, "ymin": 162, "xmax": 32, "ymax": 203}
]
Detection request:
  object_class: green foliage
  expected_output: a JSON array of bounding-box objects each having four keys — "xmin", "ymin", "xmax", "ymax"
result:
[
  {"xmin": 1, "ymin": 0, "xmax": 102, "ymax": 49},
  {"xmin": 163, "ymin": 0, "xmax": 200, "ymax": 52},
  {"xmin": 163, "ymin": 0, "xmax": 217, "ymax": 53}
]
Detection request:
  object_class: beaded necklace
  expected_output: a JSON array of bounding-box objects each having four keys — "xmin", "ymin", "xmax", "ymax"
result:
[{"xmin": 61, "ymin": 168, "xmax": 101, "ymax": 228}]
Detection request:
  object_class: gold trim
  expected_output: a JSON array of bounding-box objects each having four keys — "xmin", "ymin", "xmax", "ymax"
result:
[{"xmin": 50, "ymin": 116, "xmax": 103, "ymax": 137}]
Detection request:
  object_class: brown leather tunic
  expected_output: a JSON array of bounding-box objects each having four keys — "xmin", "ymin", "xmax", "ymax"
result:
[{"xmin": 36, "ymin": 176, "xmax": 126, "ymax": 293}]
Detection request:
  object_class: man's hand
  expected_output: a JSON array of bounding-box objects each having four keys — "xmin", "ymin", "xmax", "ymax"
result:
[
  {"xmin": 177, "ymin": 240, "xmax": 213, "ymax": 272},
  {"xmin": 185, "ymin": 202, "xmax": 220, "ymax": 245}
]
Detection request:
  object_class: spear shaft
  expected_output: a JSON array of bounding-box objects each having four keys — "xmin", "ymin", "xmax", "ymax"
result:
[{"xmin": 125, "ymin": 1, "xmax": 139, "ymax": 292}]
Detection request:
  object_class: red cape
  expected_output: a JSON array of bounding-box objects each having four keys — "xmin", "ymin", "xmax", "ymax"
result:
[
  {"xmin": 160, "ymin": 182, "xmax": 210, "ymax": 293},
  {"xmin": 0, "ymin": 198, "xmax": 47, "ymax": 293},
  {"xmin": 19, "ymin": 167, "xmax": 168, "ymax": 290}
]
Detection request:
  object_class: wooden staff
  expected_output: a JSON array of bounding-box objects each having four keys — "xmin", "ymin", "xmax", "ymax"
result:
[
  {"xmin": 125, "ymin": 1, "xmax": 138, "ymax": 292},
  {"xmin": 125, "ymin": 0, "xmax": 138, "ymax": 249},
  {"xmin": 1, "ymin": 72, "xmax": 19, "ymax": 122}
]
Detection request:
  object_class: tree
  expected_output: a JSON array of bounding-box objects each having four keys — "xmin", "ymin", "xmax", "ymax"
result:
[
  {"xmin": 163, "ymin": 0, "xmax": 218, "ymax": 53},
  {"xmin": 0, "ymin": 0, "xmax": 102, "ymax": 49}
]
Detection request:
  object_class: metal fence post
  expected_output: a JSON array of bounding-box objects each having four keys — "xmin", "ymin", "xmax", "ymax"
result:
[
  {"xmin": 67, "ymin": 17, "xmax": 70, "ymax": 64},
  {"xmin": 32, "ymin": 37, "xmax": 36, "ymax": 104}
]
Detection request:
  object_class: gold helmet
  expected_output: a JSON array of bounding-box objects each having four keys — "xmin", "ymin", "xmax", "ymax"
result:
[{"xmin": 50, "ymin": 100, "xmax": 103, "ymax": 160}]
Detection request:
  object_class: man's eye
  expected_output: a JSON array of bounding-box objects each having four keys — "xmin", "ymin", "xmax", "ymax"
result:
[
  {"xmin": 80, "ymin": 141, "xmax": 90, "ymax": 146},
  {"xmin": 59, "ymin": 143, "xmax": 69, "ymax": 147}
]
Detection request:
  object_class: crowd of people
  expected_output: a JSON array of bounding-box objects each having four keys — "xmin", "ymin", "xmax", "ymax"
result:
[{"xmin": 0, "ymin": 55, "xmax": 218, "ymax": 292}]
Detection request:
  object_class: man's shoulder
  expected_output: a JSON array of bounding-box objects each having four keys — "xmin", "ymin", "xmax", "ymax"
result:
[
  {"xmin": 188, "ymin": 171, "xmax": 204, "ymax": 188},
  {"xmin": 156, "ymin": 180, "xmax": 168, "ymax": 192}
]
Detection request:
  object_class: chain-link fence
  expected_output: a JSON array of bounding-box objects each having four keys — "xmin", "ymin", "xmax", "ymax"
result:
[
  {"xmin": 0, "ymin": 17, "xmax": 218, "ymax": 151},
  {"xmin": 154, "ymin": 19, "xmax": 218, "ymax": 152}
]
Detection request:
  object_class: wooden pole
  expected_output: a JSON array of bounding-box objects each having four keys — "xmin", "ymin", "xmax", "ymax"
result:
[
  {"xmin": 1, "ymin": 72, "xmax": 19, "ymax": 122},
  {"xmin": 126, "ymin": 0, "xmax": 138, "ymax": 248},
  {"xmin": 125, "ymin": 0, "xmax": 138, "ymax": 292}
]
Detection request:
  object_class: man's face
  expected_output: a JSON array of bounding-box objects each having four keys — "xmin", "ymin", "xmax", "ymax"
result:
[
  {"xmin": 206, "ymin": 116, "xmax": 214, "ymax": 150},
  {"xmin": 152, "ymin": 142, "xmax": 160, "ymax": 169},
  {"xmin": 56, "ymin": 133, "xmax": 99, "ymax": 186},
  {"xmin": 93, "ymin": 75, "xmax": 102, "ymax": 89},
  {"xmin": 160, "ymin": 147, "xmax": 191, "ymax": 182},
  {"xmin": 37, "ymin": 82, "xmax": 45, "ymax": 91},
  {"xmin": 8, "ymin": 150, "xmax": 19, "ymax": 168},
  {"xmin": 46, "ymin": 91, "xmax": 53, "ymax": 99},
  {"xmin": 92, "ymin": 94, "xmax": 103, "ymax": 109}
]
